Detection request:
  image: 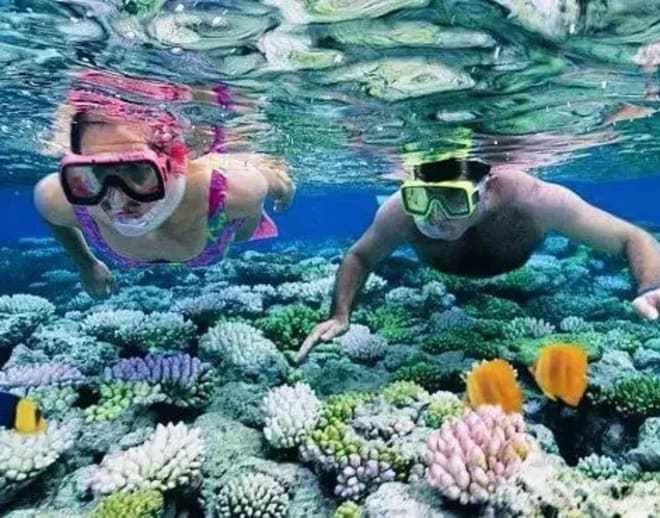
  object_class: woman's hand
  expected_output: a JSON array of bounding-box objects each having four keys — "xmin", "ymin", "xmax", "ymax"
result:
[{"xmin": 79, "ymin": 259, "xmax": 114, "ymax": 298}]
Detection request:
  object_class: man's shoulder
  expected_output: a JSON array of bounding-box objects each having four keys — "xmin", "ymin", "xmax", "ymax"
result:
[{"xmin": 491, "ymin": 167, "xmax": 542, "ymax": 209}]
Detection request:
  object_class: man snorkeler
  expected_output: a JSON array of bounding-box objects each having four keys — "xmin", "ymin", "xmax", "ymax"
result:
[{"xmin": 297, "ymin": 157, "xmax": 660, "ymax": 362}]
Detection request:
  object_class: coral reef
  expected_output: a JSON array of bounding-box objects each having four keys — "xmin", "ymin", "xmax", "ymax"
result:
[
  {"xmin": 87, "ymin": 422, "xmax": 204, "ymax": 494},
  {"xmin": 0, "ymin": 235, "xmax": 656, "ymax": 515},
  {"xmin": 426, "ymin": 405, "xmax": 537, "ymax": 504}
]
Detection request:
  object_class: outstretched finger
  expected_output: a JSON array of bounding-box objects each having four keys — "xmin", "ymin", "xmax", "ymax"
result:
[{"xmin": 296, "ymin": 328, "xmax": 324, "ymax": 364}]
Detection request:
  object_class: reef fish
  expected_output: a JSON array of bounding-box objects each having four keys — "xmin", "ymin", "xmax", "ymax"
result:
[
  {"xmin": 529, "ymin": 343, "xmax": 588, "ymax": 407},
  {"xmin": 0, "ymin": 392, "xmax": 47, "ymax": 434},
  {"xmin": 465, "ymin": 358, "xmax": 523, "ymax": 413}
]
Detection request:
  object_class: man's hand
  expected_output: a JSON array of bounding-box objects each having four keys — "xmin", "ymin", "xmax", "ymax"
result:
[
  {"xmin": 295, "ymin": 317, "xmax": 349, "ymax": 364},
  {"xmin": 632, "ymin": 287, "xmax": 660, "ymax": 320}
]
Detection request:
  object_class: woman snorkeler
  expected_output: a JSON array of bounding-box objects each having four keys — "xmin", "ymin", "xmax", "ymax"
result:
[{"xmin": 34, "ymin": 71, "xmax": 295, "ymax": 298}]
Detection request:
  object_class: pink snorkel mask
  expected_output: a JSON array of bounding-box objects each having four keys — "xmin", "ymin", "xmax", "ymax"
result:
[{"xmin": 59, "ymin": 149, "xmax": 172, "ymax": 206}]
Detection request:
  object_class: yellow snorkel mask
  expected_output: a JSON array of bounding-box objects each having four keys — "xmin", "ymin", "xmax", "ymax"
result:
[{"xmin": 401, "ymin": 158, "xmax": 490, "ymax": 219}]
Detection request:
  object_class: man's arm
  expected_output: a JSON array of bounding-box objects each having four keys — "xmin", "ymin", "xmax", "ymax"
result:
[
  {"xmin": 296, "ymin": 194, "xmax": 409, "ymax": 362},
  {"xmin": 522, "ymin": 178, "xmax": 660, "ymax": 318}
]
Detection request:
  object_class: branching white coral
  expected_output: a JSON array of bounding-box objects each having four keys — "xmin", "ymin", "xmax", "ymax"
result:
[
  {"xmin": 263, "ymin": 383, "xmax": 322, "ymax": 449},
  {"xmin": 211, "ymin": 471, "xmax": 290, "ymax": 518},
  {"xmin": 338, "ymin": 324, "xmax": 387, "ymax": 363},
  {"xmin": 0, "ymin": 420, "xmax": 78, "ymax": 505},
  {"xmin": 87, "ymin": 422, "xmax": 204, "ymax": 494},
  {"xmin": 199, "ymin": 321, "xmax": 285, "ymax": 379}
]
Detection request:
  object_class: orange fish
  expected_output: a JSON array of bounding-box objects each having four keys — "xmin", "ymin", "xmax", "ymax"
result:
[
  {"xmin": 465, "ymin": 359, "xmax": 523, "ymax": 413},
  {"xmin": 529, "ymin": 343, "xmax": 588, "ymax": 407}
]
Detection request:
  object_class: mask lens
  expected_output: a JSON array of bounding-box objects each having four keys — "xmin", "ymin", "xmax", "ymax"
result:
[
  {"xmin": 402, "ymin": 186, "xmax": 430, "ymax": 215},
  {"xmin": 93, "ymin": 162, "xmax": 161, "ymax": 195},
  {"xmin": 61, "ymin": 160, "xmax": 165, "ymax": 205},
  {"xmin": 428, "ymin": 186, "xmax": 471, "ymax": 217},
  {"xmin": 62, "ymin": 165, "xmax": 103, "ymax": 199}
]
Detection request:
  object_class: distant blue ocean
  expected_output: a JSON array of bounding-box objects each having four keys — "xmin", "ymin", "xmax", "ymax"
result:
[{"xmin": 1, "ymin": 176, "xmax": 659, "ymax": 244}]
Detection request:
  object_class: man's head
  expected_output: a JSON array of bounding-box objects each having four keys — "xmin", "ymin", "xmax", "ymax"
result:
[{"xmin": 402, "ymin": 158, "xmax": 492, "ymax": 240}]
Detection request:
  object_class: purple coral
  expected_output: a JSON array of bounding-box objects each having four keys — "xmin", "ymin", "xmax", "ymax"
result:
[
  {"xmin": 102, "ymin": 353, "xmax": 210, "ymax": 388},
  {"xmin": 0, "ymin": 362, "xmax": 85, "ymax": 389},
  {"xmin": 426, "ymin": 405, "xmax": 537, "ymax": 505}
]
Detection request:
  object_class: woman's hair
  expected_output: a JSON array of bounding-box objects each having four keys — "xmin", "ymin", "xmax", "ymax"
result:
[
  {"xmin": 69, "ymin": 111, "xmax": 114, "ymax": 154},
  {"xmin": 414, "ymin": 158, "xmax": 491, "ymax": 183}
]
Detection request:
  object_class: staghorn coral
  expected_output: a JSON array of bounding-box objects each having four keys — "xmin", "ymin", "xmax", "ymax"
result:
[
  {"xmin": 255, "ymin": 304, "xmax": 324, "ymax": 349},
  {"xmin": 80, "ymin": 310, "xmax": 145, "ymax": 343},
  {"xmin": 599, "ymin": 375, "xmax": 660, "ymax": 418},
  {"xmin": 0, "ymin": 420, "xmax": 79, "ymax": 506},
  {"xmin": 382, "ymin": 381, "xmax": 429, "ymax": 408},
  {"xmin": 337, "ymin": 325, "xmax": 387, "ymax": 363},
  {"xmin": 277, "ymin": 277, "xmax": 334, "ymax": 306},
  {"xmin": 559, "ymin": 316, "xmax": 594, "ymax": 333},
  {"xmin": 426, "ymin": 405, "xmax": 537, "ymax": 504},
  {"xmin": 356, "ymin": 304, "xmax": 413, "ymax": 343},
  {"xmin": 198, "ymin": 285, "xmax": 270, "ymax": 316},
  {"xmin": 0, "ymin": 294, "xmax": 56, "ymax": 351},
  {"xmin": 0, "ymin": 294, "xmax": 55, "ymax": 322},
  {"xmin": 463, "ymin": 295, "xmax": 526, "ymax": 321},
  {"xmin": 198, "ymin": 321, "xmax": 288, "ymax": 384},
  {"xmin": 429, "ymin": 307, "xmax": 474, "ymax": 331},
  {"xmin": 503, "ymin": 317, "xmax": 555, "ymax": 340},
  {"xmin": 87, "ymin": 422, "xmax": 204, "ymax": 494},
  {"xmin": 422, "ymin": 391, "xmax": 467, "ymax": 429},
  {"xmin": 263, "ymin": 382, "xmax": 322, "ymax": 449},
  {"xmin": 299, "ymin": 391, "xmax": 417, "ymax": 501},
  {"xmin": 29, "ymin": 326, "xmax": 117, "ymax": 375},
  {"xmin": 90, "ymin": 489, "xmax": 164, "ymax": 518},
  {"xmin": 208, "ymin": 471, "xmax": 290, "ymax": 518},
  {"xmin": 80, "ymin": 310, "xmax": 195, "ymax": 352}
]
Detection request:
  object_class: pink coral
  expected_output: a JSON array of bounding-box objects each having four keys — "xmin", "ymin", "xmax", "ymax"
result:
[{"xmin": 426, "ymin": 405, "xmax": 537, "ymax": 505}]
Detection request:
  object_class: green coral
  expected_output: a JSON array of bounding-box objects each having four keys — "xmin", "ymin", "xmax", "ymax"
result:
[
  {"xmin": 356, "ymin": 304, "xmax": 413, "ymax": 343},
  {"xmin": 422, "ymin": 392, "xmax": 466, "ymax": 428},
  {"xmin": 601, "ymin": 375, "xmax": 660, "ymax": 417},
  {"xmin": 254, "ymin": 305, "xmax": 324, "ymax": 349},
  {"xmin": 472, "ymin": 318, "xmax": 508, "ymax": 340},
  {"xmin": 84, "ymin": 381, "xmax": 163, "ymax": 423},
  {"xmin": 420, "ymin": 328, "xmax": 481, "ymax": 354},
  {"xmin": 463, "ymin": 294, "xmax": 527, "ymax": 320},
  {"xmin": 382, "ymin": 381, "xmax": 429, "ymax": 407},
  {"xmin": 421, "ymin": 328, "xmax": 502, "ymax": 360},
  {"xmin": 317, "ymin": 392, "xmax": 374, "ymax": 429},
  {"xmin": 334, "ymin": 500, "xmax": 361, "ymax": 518},
  {"xmin": 392, "ymin": 362, "xmax": 462, "ymax": 392},
  {"xmin": 91, "ymin": 490, "xmax": 164, "ymax": 518}
]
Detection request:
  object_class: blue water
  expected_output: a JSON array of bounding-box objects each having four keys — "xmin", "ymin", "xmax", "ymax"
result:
[{"xmin": 2, "ymin": 177, "xmax": 658, "ymax": 244}]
